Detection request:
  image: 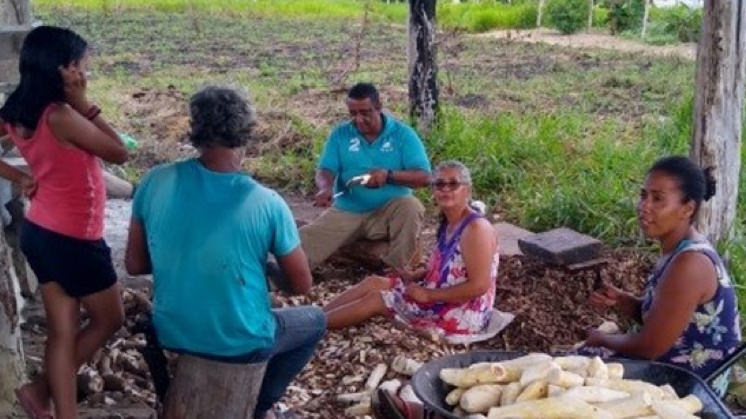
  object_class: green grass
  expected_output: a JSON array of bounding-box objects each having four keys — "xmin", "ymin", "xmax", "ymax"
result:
[
  {"xmin": 438, "ymin": 2, "xmax": 537, "ymax": 32},
  {"xmin": 37, "ymin": 0, "xmax": 545, "ymax": 32},
  {"xmin": 38, "ymin": 0, "xmax": 702, "ymax": 41},
  {"xmin": 36, "ymin": 0, "xmax": 409, "ymax": 22},
  {"xmin": 426, "ymin": 94, "xmax": 696, "ymax": 246}
]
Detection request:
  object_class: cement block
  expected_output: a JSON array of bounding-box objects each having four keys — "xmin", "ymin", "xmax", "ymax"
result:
[
  {"xmin": 518, "ymin": 227, "xmax": 602, "ymax": 265},
  {"xmin": 493, "ymin": 222, "xmax": 533, "ymax": 256}
]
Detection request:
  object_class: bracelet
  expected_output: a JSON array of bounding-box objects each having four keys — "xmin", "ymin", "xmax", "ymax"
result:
[
  {"xmin": 85, "ymin": 105, "xmax": 101, "ymax": 120},
  {"xmin": 386, "ymin": 169, "xmax": 394, "ymax": 184}
]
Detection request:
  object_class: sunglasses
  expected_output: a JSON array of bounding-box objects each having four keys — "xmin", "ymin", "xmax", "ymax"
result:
[{"xmin": 431, "ymin": 180, "xmax": 465, "ymax": 191}]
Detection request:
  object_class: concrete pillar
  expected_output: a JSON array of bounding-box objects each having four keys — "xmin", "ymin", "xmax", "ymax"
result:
[{"xmin": 0, "ymin": 0, "xmax": 35, "ymax": 95}]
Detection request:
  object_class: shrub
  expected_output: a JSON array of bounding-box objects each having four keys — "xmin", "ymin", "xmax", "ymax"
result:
[
  {"xmin": 593, "ymin": 5, "xmax": 610, "ymax": 27},
  {"xmin": 651, "ymin": 5, "xmax": 702, "ymax": 43},
  {"xmin": 605, "ymin": 0, "xmax": 644, "ymax": 34},
  {"xmin": 545, "ymin": 0, "xmax": 588, "ymax": 34}
]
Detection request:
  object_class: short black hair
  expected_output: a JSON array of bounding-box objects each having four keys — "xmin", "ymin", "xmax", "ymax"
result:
[
  {"xmin": 189, "ymin": 86, "xmax": 256, "ymax": 149},
  {"xmin": 347, "ymin": 82, "xmax": 380, "ymax": 107},
  {"xmin": 0, "ymin": 26, "xmax": 88, "ymax": 130},
  {"xmin": 649, "ymin": 155, "xmax": 716, "ymax": 221}
]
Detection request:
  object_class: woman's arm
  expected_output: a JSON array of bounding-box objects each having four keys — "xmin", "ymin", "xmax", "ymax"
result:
[
  {"xmin": 0, "ymin": 120, "xmax": 36, "ymax": 196},
  {"xmin": 407, "ymin": 218, "xmax": 496, "ymax": 304},
  {"xmin": 589, "ymin": 282, "xmax": 643, "ymax": 322},
  {"xmin": 586, "ymin": 251, "xmax": 716, "ymax": 359},
  {"xmin": 48, "ymin": 104, "xmax": 128, "ymax": 164},
  {"xmin": 48, "ymin": 65, "xmax": 128, "ymax": 164}
]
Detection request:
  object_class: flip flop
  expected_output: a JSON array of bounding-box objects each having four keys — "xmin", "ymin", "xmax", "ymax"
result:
[
  {"xmin": 372, "ymin": 388, "xmax": 410, "ymax": 419},
  {"xmin": 14, "ymin": 387, "xmax": 53, "ymax": 419}
]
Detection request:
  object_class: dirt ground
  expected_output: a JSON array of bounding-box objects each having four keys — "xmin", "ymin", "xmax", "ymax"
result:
[{"xmin": 477, "ymin": 28, "xmax": 697, "ymax": 61}]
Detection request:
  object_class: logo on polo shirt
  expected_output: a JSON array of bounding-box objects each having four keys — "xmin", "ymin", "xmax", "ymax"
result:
[
  {"xmin": 349, "ymin": 138, "xmax": 361, "ymax": 152},
  {"xmin": 381, "ymin": 139, "xmax": 393, "ymax": 152}
]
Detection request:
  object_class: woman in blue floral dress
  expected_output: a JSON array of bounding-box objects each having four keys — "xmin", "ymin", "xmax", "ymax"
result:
[{"xmin": 586, "ymin": 156, "xmax": 741, "ymax": 389}]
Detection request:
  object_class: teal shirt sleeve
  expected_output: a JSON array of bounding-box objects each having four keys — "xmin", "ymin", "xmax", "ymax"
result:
[
  {"xmin": 400, "ymin": 126, "xmax": 431, "ymax": 172},
  {"xmin": 318, "ymin": 130, "xmax": 340, "ymax": 173},
  {"xmin": 270, "ymin": 192, "xmax": 301, "ymax": 256}
]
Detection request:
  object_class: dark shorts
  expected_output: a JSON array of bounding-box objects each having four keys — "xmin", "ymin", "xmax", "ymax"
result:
[{"xmin": 20, "ymin": 220, "xmax": 117, "ymax": 298}]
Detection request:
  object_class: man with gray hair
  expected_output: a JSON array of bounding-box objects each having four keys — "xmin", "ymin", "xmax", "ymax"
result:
[
  {"xmin": 125, "ymin": 86, "xmax": 324, "ymax": 418},
  {"xmin": 301, "ymin": 82, "xmax": 431, "ymax": 270}
]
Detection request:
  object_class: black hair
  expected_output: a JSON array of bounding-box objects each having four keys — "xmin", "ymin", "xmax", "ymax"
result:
[
  {"xmin": 648, "ymin": 155, "xmax": 716, "ymax": 218},
  {"xmin": 189, "ymin": 86, "xmax": 256, "ymax": 149},
  {"xmin": 347, "ymin": 82, "xmax": 380, "ymax": 107},
  {"xmin": 0, "ymin": 26, "xmax": 88, "ymax": 130}
]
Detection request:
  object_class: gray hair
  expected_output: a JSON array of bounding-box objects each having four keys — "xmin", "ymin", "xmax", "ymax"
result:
[
  {"xmin": 434, "ymin": 160, "xmax": 472, "ymax": 187},
  {"xmin": 189, "ymin": 85, "xmax": 256, "ymax": 149}
]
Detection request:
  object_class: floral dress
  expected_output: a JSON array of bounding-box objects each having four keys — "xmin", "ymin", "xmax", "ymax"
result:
[
  {"xmin": 380, "ymin": 211, "xmax": 499, "ymax": 339},
  {"xmin": 640, "ymin": 239, "xmax": 741, "ymax": 381}
]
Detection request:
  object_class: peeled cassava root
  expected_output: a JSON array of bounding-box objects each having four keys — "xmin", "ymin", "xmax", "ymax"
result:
[
  {"xmin": 436, "ymin": 353, "xmax": 705, "ymax": 419},
  {"xmin": 337, "ymin": 356, "xmax": 429, "ymax": 416}
]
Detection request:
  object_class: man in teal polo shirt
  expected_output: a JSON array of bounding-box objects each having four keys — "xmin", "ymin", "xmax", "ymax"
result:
[{"xmin": 300, "ymin": 83, "xmax": 431, "ymax": 269}]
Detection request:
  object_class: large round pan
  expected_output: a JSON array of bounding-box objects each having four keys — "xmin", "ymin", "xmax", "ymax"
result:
[{"xmin": 411, "ymin": 350, "xmax": 733, "ymax": 418}]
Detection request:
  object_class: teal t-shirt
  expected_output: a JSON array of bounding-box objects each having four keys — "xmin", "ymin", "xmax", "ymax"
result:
[
  {"xmin": 131, "ymin": 158, "xmax": 300, "ymax": 357},
  {"xmin": 319, "ymin": 114, "xmax": 431, "ymax": 213}
]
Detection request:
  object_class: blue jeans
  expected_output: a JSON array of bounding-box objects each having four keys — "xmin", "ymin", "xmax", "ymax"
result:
[{"xmin": 254, "ymin": 306, "xmax": 326, "ymax": 417}]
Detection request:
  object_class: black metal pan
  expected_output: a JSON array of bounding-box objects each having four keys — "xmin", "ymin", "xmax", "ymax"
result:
[{"xmin": 411, "ymin": 350, "xmax": 733, "ymax": 418}]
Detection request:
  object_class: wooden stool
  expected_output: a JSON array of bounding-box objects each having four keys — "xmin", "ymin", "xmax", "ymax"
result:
[{"xmin": 162, "ymin": 355, "xmax": 267, "ymax": 419}]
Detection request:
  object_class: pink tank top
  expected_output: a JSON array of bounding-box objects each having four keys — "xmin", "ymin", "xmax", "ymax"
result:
[{"xmin": 5, "ymin": 103, "xmax": 106, "ymax": 240}]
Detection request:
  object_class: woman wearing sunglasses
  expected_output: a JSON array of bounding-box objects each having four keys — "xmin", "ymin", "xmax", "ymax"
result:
[{"xmin": 324, "ymin": 160, "xmax": 498, "ymax": 339}]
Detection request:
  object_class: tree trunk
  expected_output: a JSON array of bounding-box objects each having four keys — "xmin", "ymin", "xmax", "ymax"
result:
[
  {"xmin": 0, "ymin": 228, "xmax": 25, "ymax": 416},
  {"xmin": 537, "ymin": 0, "xmax": 545, "ymax": 27},
  {"xmin": 408, "ymin": 0, "xmax": 438, "ymax": 135},
  {"xmin": 640, "ymin": 0, "xmax": 650, "ymax": 38},
  {"xmin": 162, "ymin": 355, "xmax": 267, "ymax": 419},
  {"xmin": 691, "ymin": 0, "xmax": 745, "ymax": 244},
  {"xmin": 587, "ymin": 0, "xmax": 594, "ymax": 31}
]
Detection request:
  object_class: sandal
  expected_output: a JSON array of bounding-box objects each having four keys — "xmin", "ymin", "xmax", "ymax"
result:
[
  {"xmin": 372, "ymin": 388, "xmax": 419, "ymax": 419},
  {"xmin": 14, "ymin": 387, "xmax": 53, "ymax": 419}
]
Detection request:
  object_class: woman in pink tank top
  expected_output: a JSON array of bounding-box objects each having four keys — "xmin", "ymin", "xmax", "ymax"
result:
[{"xmin": 0, "ymin": 26, "xmax": 128, "ymax": 419}]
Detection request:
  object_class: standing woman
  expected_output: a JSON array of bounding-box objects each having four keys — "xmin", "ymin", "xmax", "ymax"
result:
[
  {"xmin": 0, "ymin": 26, "xmax": 128, "ymax": 419},
  {"xmin": 587, "ymin": 156, "xmax": 740, "ymax": 390}
]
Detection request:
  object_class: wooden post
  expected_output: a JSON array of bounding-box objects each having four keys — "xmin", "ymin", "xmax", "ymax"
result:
[
  {"xmin": 163, "ymin": 355, "xmax": 268, "ymax": 419},
  {"xmin": 587, "ymin": 0, "xmax": 594, "ymax": 31},
  {"xmin": 691, "ymin": 0, "xmax": 746, "ymax": 243},
  {"xmin": 408, "ymin": 0, "xmax": 438, "ymax": 135}
]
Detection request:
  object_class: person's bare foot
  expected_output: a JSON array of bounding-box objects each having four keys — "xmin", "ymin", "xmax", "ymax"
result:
[{"xmin": 15, "ymin": 380, "xmax": 52, "ymax": 418}]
